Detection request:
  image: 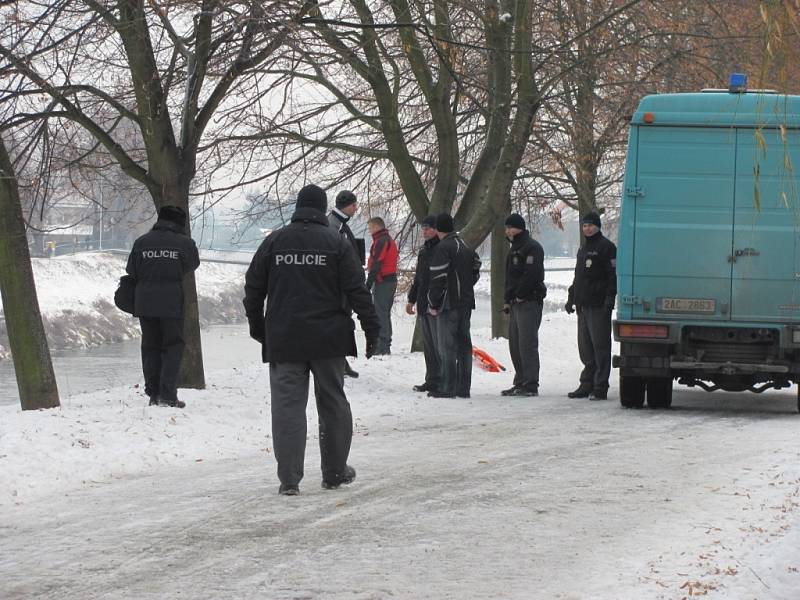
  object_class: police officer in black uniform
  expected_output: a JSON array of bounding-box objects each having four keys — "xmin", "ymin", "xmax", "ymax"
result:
[
  {"xmin": 427, "ymin": 213, "xmax": 481, "ymax": 398},
  {"xmin": 126, "ymin": 206, "xmax": 200, "ymax": 408},
  {"xmin": 565, "ymin": 211, "xmax": 617, "ymax": 400},
  {"xmin": 329, "ymin": 189, "xmax": 366, "ymax": 378},
  {"xmin": 244, "ymin": 184, "xmax": 380, "ymax": 496},
  {"xmin": 501, "ymin": 213, "xmax": 546, "ymax": 397},
  {"xmin": 406, "ymin": 215, "xmax": 440, "ymax": 393}
]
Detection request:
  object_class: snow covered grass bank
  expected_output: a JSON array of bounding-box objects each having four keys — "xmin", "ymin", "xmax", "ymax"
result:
[
  {"xmin": 0, "ymin": 252, "xmax": 248, "ymax": 359},
  {"xmin": 2, "ymin": 313, "xmax": 800, "ymax": 599}
]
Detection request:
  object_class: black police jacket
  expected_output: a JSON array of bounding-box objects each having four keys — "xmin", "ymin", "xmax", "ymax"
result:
[
  {"xmin": 427, "ymin": 232, "xmax": 481, "ymax": 311},
  {"xmin": 504, "ymin": 231, "xmax": 546, "ymax": 303},
  {"xmin": 407, "ymin": 236, "xmax": 440, "ymax": 314},
  {"xmin": 125, "ymin": 219, "xmax": 200, "ymax": 319},
  {"xmin": 243, "ymin": 208, "xmax": 380, "ymax": 363},
  {"xmin": 328, "ymin": 208, "xmax": 366, "ymax": 266},
  {"xmin": 568, "ymin": 231, "xmax": 617, "ymax": 307}
]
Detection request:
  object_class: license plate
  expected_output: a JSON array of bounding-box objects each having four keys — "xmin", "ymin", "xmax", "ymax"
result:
[{"xmin": 657, "ymin": 297, "xmax": 716, "ymax": 313}]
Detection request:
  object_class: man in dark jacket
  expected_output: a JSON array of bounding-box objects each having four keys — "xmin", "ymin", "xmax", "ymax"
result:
[
  {"xmin": 366, "ymin": 217, "xmax": 398, "ymax": 355},
  {"xmin": 405, "ymin": 215, "xmax": 440, "ymax": 393},
  {"xmin": 565, "ymin": 211, "xmax": 617, "ymax": 400},
  {"xmin": 243, "ymin": 184, "xmax": 380, "ymax": 496},
  {"xmin": 329, "ymin": 190, "xmax": 366, "ymax": 265},
  {"xmin": 126, "ymin": 206, "xmax": 200, "ymax": 408},
  {"xmin": 329, "ymin": 189, "xmax": 365, "ymax": 378},
  {"xmin": 427, "ymin": 213, "xmax": 481, "ymax": 398},
  {"xmin": 501, "ymin": 213, "xmax": 546, "ymax": 397}
]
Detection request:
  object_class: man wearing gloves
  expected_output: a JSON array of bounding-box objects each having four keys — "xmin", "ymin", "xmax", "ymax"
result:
[
  {"xmin": 565, "ymin": 211, "xmax": 617, "ymax": 400},
  {"xmin": 244, "ymin": 184, "xmax": 380, "ymax": 496},
  {"xmin": 501, "ymin": 213, "xmax": 546, "ymax": 397}
]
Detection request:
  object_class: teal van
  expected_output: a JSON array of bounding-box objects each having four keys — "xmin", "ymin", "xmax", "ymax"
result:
[{"xmin": 614, "ymin": 81, "xmax": 800, "ymax": 413}]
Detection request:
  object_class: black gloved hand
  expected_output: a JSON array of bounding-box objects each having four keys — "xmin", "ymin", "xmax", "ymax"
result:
[
  {"xmin": 365, "ymin": 274, "xmax": 375, "ymax": 291},
  {"xmin": 248, "ymin": 319, "xmax": 265, "ymax": 343},
  {"xmin": 564, "ymin": 302, "xmax": 575, "ymax": 315},
  {"xmin": 604, "ymin": 296, "xmax": 615, "ymax": 313},
  {"xmin": 365, "ymin": 332, "xmax": 379, "ymax": 359}
]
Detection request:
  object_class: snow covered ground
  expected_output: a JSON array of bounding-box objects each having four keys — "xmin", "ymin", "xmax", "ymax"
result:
[
  {"xmin": 2, "ymin": 305, "xmax": 799, "ymax": 599},
  {"xmin": 0, "ymin": 252, "xmax": 248, "ymax": 359}
]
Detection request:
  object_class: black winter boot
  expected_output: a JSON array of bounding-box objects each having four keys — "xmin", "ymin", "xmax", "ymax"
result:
[
  {"xmin": 567, "ymin": 384, "xmax": 592, "ymax": 398},
  {"xmin": 322, "ymin": 465, "xmax": 357, "ymax": 489},
  {"xmin": 344, "ymin": 361, "xmax": 359, "ymax": 378},
  {"xmin": 279, "ymin": 484, "xmax": 300, "ymax": 496}
]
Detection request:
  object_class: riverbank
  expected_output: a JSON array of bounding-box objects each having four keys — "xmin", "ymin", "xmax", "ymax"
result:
[{"xmin": 0, "ymin": 252, "xmax": 248, "ymax": 360}]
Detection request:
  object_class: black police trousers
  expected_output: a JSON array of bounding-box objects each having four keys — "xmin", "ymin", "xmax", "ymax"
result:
[
  {"xmin": 269, "ymin": 357, "xmax": 351, "ymax": 487},
  {"xmin": 139, "ymin": 317, "xmax": 185, "ymax": 404},
  {"xmin": 509, "ymin": 300, "xmax": 543, "ymax": 391},
  {"xmin": 577, "ymin": 305, "xmax": 613, "ymax": 393},
  {"xmin": 435, "ymin": 306, "xmax": 473, "ymax": 396},
  {"xmin": 420, "ymin": 313, "xmax": 440, "ymax": 388}
]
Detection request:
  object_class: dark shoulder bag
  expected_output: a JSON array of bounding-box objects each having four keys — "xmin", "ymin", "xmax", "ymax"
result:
[{"xmin": 114, "ymin": 275, "xmax": 136, "ymax": 314}]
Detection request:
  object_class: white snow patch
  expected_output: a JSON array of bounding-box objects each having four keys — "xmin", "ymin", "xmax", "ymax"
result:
[{"xmin": 0, "ymin": 252, "xmax": 248, "ymax": 358}]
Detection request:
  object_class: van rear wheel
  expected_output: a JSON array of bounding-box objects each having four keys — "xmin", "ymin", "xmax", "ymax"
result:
[
  {"xmin": 647, "ymin": 377, "xmax": 673, "ymax": 409},
  {"xmin": 620, "ymin": 375, "xmax": 646, "ymax": 408}
]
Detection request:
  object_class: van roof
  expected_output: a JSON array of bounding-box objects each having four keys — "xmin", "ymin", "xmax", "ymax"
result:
[{"xmin": 632, "ymin": 92, "xmax": 800, "ymax": 128}]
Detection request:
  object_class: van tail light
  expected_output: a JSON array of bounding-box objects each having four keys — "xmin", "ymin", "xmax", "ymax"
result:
[{"xmin": 618, "ymin": 324, "xmax": 669, "ymax": 339}]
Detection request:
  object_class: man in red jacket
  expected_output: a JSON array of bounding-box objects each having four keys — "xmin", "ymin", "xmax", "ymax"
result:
[{"xmin": 366, "ymin": 217, "xmax": 399, "ymax": 355}]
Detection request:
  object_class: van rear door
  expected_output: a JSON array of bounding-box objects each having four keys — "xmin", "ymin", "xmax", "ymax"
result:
[
  {"xmin": 731, "ymin": 128, "xmax": 800, "ymax": 321},
  {"xmin": 632, "ymin": 127, "xmax": 735, "ymax": 320}
]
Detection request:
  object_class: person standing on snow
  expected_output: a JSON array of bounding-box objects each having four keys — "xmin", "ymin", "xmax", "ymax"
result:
[
  {"xmin": 501, "ymin": 213, "xmax": 546, "ymax": 397},
  {"xmin": 565, "ymin": 211, "xmax": 617, "ymax": 400},
  {"xmin": 244, "ymin": 184, "xmax": 380, "ymax": 496},
  {"xmin": 406, "ymin": 215, "xmax": 441, "ymax": 394},
  {"xmin": 126, "ymin": 206, "xmax": 200, "ymax": 409},
  {"xmin": 366, "ymin": 217, "xmax": 398, "ymax": 355},
  {"xmin": 426, "ymin": 213, "xmax": 481, "ymax": 399},
  {"xmin": 329, "ymin": 189, "xmax": 366, "ymax": 378}
]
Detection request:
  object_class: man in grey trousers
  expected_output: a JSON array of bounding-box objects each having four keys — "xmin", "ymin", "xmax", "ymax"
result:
[
  {"xmin": 501, "ymin": 213, "xmax": 546, "ymax": 397},
  {"xmin": 244, "ymin": 184, "xmax": 380, "ymax": 496},
  {"xmin": 366, "ymin": 217, "xmax": 399, "ymax": 355},
  {"xmin": 565, "ymin": 211, "xmax": 617, "ymax": 400}
]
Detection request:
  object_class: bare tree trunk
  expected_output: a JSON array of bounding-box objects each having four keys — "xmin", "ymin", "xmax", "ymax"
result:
[
  {"xmin": 490, "ymin": 218, "xmax": 510, "ymax": 339},
  {"xmin": 178, "ymin": 271, "xmax": 204, "ymax": 389},
  {"xmin": 0, "ymin": 138, "xmax": 59, "ymax": 410},
  {"xmin": 410, "ymin": 317, "xmax": 424, "ymax": 353}
]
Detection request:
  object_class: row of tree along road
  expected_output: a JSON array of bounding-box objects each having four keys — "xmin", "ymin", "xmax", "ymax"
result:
[{"xmin": 0, "ymin": 1, "xmax": 793, "ymax": 409}]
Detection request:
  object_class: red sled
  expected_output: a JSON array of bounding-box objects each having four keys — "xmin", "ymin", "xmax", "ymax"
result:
[{"xmin": 472, "ymin": 346, "xmax": 506, "ymax": 372}]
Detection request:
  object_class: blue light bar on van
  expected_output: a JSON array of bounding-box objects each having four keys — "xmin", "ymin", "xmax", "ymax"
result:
[{"xmin": 729, "ymin": 73, "xmax": 748, "ymax": 93}]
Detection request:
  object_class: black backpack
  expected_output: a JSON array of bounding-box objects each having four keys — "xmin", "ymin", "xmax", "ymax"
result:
[{"xmin": 114, "ymin": 274, "xmax": 136, "ymax": 314}]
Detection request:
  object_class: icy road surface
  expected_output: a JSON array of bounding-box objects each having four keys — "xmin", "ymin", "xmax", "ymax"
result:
[{"xmin": 2, "ymin": 313, "xmax": 799, "ymax": 599}]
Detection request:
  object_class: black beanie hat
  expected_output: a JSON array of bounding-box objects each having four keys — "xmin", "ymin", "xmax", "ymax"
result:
[
  {"xmin": 158, "ymin": 205, "xmax": 187, "ymax": 227},
  {"xmin": 504, "ymin": 213, "xmax": 525, "ymax": 230},
  {"xmin": 581, "ymin": 211, "xmax": 601, "ymax": 228},
  {"xmin": 421, "ymin": 215, "xmax": 437, "ymax": 229},
  {"xmin": 335, "ymin": 190, "xmax": 357, "ymax": 209},
  {"xmin": 435, "ymin": 212, "xmax": 454, "ymax": 233},
  {"xmin": 296, "ymin": 184, "xmax": 327, "ymax": 214}
]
